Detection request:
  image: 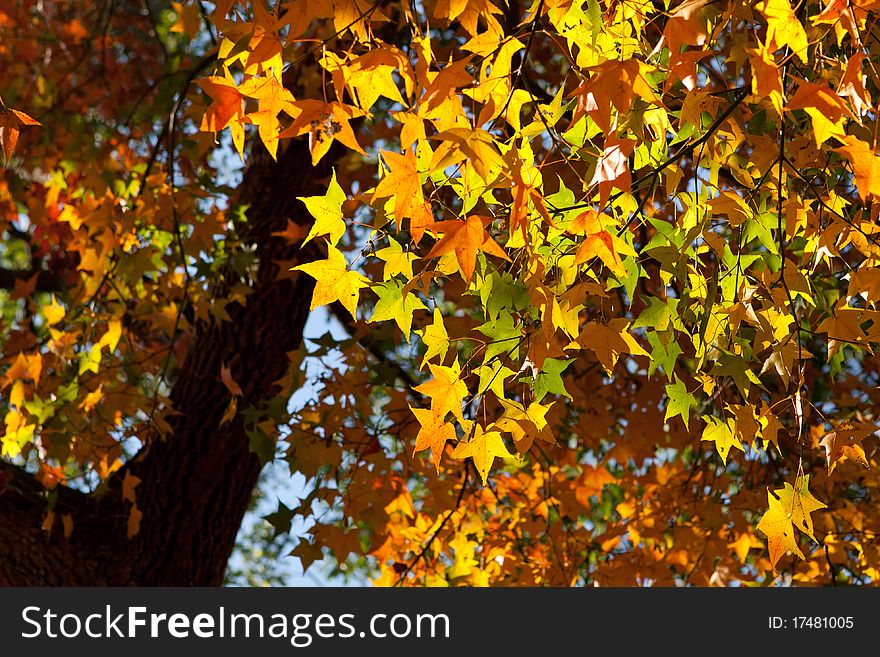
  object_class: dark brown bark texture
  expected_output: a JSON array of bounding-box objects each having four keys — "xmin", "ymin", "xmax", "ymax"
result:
[{"xmin": 0, "ymin": 137, "xmax": 332, "ymax": 585}]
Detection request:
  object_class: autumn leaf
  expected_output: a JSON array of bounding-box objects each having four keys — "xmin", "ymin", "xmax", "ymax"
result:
[
  {"xmin": 774, "ymin": 475, "xmax": 827, "ymax": 543},
  {"xmin": 701, "ymin": 415, "xmax": 743, "ymax": 465},
  {"xmin": 756, "ymin": 0, "xmax": 808, "ymax": 62},
  {"xmin": 372, "ymin": 148, "xmax": 425, "ymax": 230},
  {"xmin": 411, "ymin": 405, "xmax": 456, "ymax": 472},
  {"xmin": 413, "ymin": 360, "xmax": 469, "ymax": 422},
  {"xmin": 292, "ymin": 243, "xmax": 370, "ymax": 319},
  {"xmin": 425, "ymin": 216, "xmax": 510, "ymax": 283},
  {"xmin": 588, "ymin": 135, "xmax": 635, "ymax": 209},
  {"xmin": 197, "ymin": 73, "xmax": 246, "ymax": 156},
  {"xmin": 757, "ymin": 490, "xmax": 805, "ymax": 571},
  {"xmin": 834, "ymin": 135, "xmax": 880, "ymax": 202},
  {"xmin": 429, "ymin": 128, "xmax": 505, "ymax": 183},
  {"xmin": 368, "ymin": 279, "xmax": 427, "ymax": 338},
  {"xmin": 299, "ymin": 168, "xmax": 347, "ymax": 247},
  {"xmin": 0, "ymin": 104, "xmax": 41, "ymax": 163},
  {"xmin": 452, "ymin": 422, "xmax": 513, "ymax": 485},
  {"xmin": 280, "ymin": 100, "xmax": 365, "ymax": 164},
  {"xmin": 819, "ymin": 423, "xmax": 873, "ymax": 475},
  {"xmin": 417, "ymin": 307, "xmax": 450, "ymax": 369},
  {"xmin": 664, "ymin": 377, "xmax": 697, "ymax": 429},
  {"xmin": 568, "ymin": 319, "xmax": 648, "ymax": 375}
]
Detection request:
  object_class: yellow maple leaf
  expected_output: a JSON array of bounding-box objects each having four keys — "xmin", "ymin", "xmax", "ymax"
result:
[
  {"xmin": 748, "ymin": 42, "xmax": 784, "ymax": 116},
  {"xmin": 413, "ymin": 360, "xmax": 469, "ymax": 422},
  {"xmin": 299, "ymin": 168, "xmax": 347, "ymax": 247},
  {"xmin": 43, "ymin": 295, "xmax": 65, "ymax": 326},
  {"xmin": 701, "ymin": 415, "xmax": 743, "ymax": 465},
  {"xmin": 757, "ymin": 490, "xmax": 805, "ymax": 571},
  {"xmin": 417, "ymin": 307, "xmax": 450, "ymax": 369},
  {"xmin": 411, "ymin": 405, "xmax": 457, "ymax": 472},
  {"xmin": 452, "ymin": 422, "xmax": 513, "ymax": 485},
  {"xmin": 757, "ymin": 0, "xmax": 808, "ymax": 63},
  {"xmin": 292, "ymin": 244, "xmax": 370, "ymax": 319},
  {"xmin": 774, "ymin": 475, "xmax": 827, "ymax": 543}
]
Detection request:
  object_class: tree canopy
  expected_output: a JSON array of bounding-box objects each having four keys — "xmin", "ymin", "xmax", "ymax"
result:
[{"xmin": 1, "ymin": 0, "xmax": 880, "ymax": 586}]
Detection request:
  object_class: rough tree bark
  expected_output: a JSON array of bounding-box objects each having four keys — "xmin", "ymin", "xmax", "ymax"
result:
[{"xmin": 0, "ymin": 137, "xmax": 332, "ymax": 585}]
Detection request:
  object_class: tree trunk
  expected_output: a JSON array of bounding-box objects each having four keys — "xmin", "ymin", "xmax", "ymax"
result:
[{"xmin": 0, "ymin": 137, "xmax": 330, "ymax": 585}]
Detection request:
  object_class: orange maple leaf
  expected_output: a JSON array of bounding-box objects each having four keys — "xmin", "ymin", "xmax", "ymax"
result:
[
  {"xmin": 373, "ymin": 148, "xmax": 425, "ymax": 230},
  {"xmin": 197, "ymin": 74, "xmax": 246, "ymax": 156},
  {"xmin": 425, "ymin": 215, "xmax": 510, "ymax": 282},
  {"xmin": 280, "ymin": 100, "xmax": 365, "ymax": 164},
  {"xmin": 0, "ymin": 103, "xmax": 41, "ymax": 163}
]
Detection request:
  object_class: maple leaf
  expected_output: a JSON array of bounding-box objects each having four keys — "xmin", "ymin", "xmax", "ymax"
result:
[
  {"xmin": 375, "ymin": 237, "xmax": 418, "ymax": 281},
  {"xmin": 574, "ymin": 229, "xmax": 635, "ymax": 277},
  {"xmin": 424, "ymin": 216, "xmax": 510, "ymax": 283},
  {"xmin": 664, "ymin": 377, "xmax": 697, "ymax": 429},
  {"xmin": 368, "ymin": 279, "xmax": 427, "ymax": 338},
  {"xmin": 43, "ymin": 295, "xmax": 65, "ymax": 326},
  {"xmin": 837, "ymin": 53, "xmax": 871, "ymax": 117},
  {"xmin": 757, "ymin": 491, "xmax": 805, "ymax": 571},
  {"xmin": 757, "ymin": 0, "xmax": 809, "ymax": 61},
  {"xmin": 588, "ymin": 135, "xmax": 635, "ymax": 209},
  {"xmin": 0, "ymin": 104, "xmax": 41, "ymax": 163},
  {"xmin": 372, "ymin": 148, "xmax": 425, "ymax": 230},
  {"xmin": 787, "ymin": 81, "xmax": 853, "ymax": 145},
  {"xmin": 348, "ymin": 47, "xmax": 411, "ymax": 111},
  {"xmin": 411, "ymin": 405, "xmax": 456, "ymax": 472},
  {"xmin": 299, "ymin": 168, "xmax": 347, "ymax": 247},
  {"xmin": 429, "ymin": 128, "xmax": 505, "ymax": 183},
  {"xmin": 197, "ymin": 74, "xmax": 246, "ymax": 156},
  {"xmin": 701, "ymin": 415, "xmax": 743, "ymax": 465},
  {"xmin": 834, "ymin": 135, "xmax": 880, "ymax": 202},
  {"xmin": 413, "ymin": 360, "xmax": 469, "ymax": 422},
  {"xmin": 774, "ymin": 475, "xmax": 827, "ymax": 543},
  {"xmin": 292, "ymin": 243, "xmax": 370, "ymax": 319},
  {"xmin": 238, "ymin": 75, "xmax": 298, "ymax": 158},
  {"xmin": 748, "ymin": 42, "xmax": 784, "ymax": 115},
  {"xmin": 494, "ymin": 398, "xmax": 556, "ymax": 453},
  {"xmin": 475, "ymin": 361, "xmax": 515, "ymax": 399},
  {"xmin": 819, "ymin": 422, "xmax": 873, "ymax": 475},
  {"xmin": 417, "ymin": 307, "xmax": 450, "ymax": 369},
  {"xmin": 569, "ymin": 58, "xmax": 658, "ymax": 132},
  {"xmin": 568, "ymin": 318, "xmax": 648, "ymax": 375},
  {"xmin": 280, "ymin": 100, "xmax": 365, "ymax": 164},
  {"xmin": 452, "ymin": 422, "xmax": 513, "ymax": 485}
]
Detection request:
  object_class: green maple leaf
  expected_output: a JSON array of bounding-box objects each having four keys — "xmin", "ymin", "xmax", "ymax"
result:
[
  {"xmin": 476, "ymin": 361, "xmax": 515, "ymax": 399},
  {"xmin": 709, "ymin": 352, "xmax": 763, "ymax": 398},
  {"xmin": 632, "ymin": 297, "xmax": 672, "ymax": 331},
  {"xmin": 369, "ymin": 280, "xmax": 426, "ymax": 339},
  {"xmin": 532, "ymin": 358, "xmax": 573, "ymax": 401},
  {"xmin": 646, "ymin": 331, "xmax": 682, "ymax": 379},
  {"xmin": 476, "ymin": 312, "xmax": 522, "ymax": 362},
  {"xmin": 664, "ymin": 376, "xmax": 697, "ymax": 429},
  {"xmin": 375, "ymin": 236, "xmax": 417, "ymax": 281}
]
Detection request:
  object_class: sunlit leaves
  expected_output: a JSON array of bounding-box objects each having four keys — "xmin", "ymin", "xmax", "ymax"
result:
[
  {"xmin": 452, "ymin": 422, "xmax": 513, "ymax": 486},
  {"xmin": 300, "ymin": 168, "xmax": 347, "ymax": 247},
  {"xmin": 424, "ymin": 216, "xmax": 510, "ymax": 283},
  {"xmin": 701, "ymin": 415, "xmax": 742, "ymax": 465},
  {"xmin": 292, "ymin": 243, "xmax": 369, "ymax": 319}
]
